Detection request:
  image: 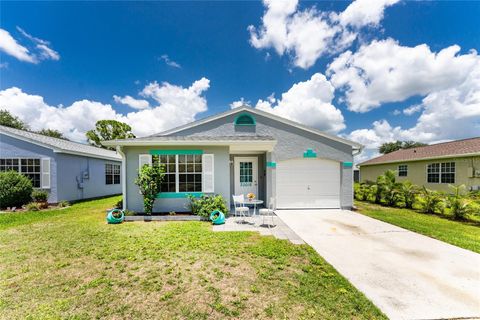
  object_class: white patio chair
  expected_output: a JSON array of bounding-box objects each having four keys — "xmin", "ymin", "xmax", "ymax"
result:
[
  {"xmin": 259, "ymin": 197, "xmax": 276, "ymax": 228},
  {"xmin": 232, "ymin": 194, "xmax": 249, "ymax": 221}
]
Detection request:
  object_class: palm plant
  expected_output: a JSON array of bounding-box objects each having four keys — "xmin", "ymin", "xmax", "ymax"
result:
[
  {"xmin": 418, "ymin": 186, "xmax": 444, "ymax": 214},
  {"xmin": 376, "ymin": 170, "xmax": 401, "ymax": 206},
  {"xmin": 448, "ymin": 184, "xmax": 470, "ymax": 220},
  {"xmin": 398, "ymin": 181, "xmax": 418, "ymax": 209}
]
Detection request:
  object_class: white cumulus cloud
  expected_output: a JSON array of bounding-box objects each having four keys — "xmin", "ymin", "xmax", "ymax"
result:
[
  {"xmin": 248, "ymin": 0, "xmax": 399, "ymax": 69},
  {"xmin": 0, "ymin": 78, "xmax": 211, "ymax": 141},
  {"xmin": 113, "ymin": 95, "xmax": 150, "ymax": 110},
  {"xmin": 254, "ymin": 73, "xmax": 345, "ymax": 133},
  {"xmin": 0, "ymin": 28, "xmax": 36, "ymax": 63},
  {"xmin": 328, "ymin": 38, "xmax": 479, "ymax": 112}
]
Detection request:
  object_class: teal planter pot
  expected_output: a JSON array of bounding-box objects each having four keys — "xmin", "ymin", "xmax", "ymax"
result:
[
  {"xmin": 209, "ymin": 210, "xmax": 225, "ymax": 225},
  {"xmin": 107, "ymin": 209, "xmax": 124, "ymax": 224}
]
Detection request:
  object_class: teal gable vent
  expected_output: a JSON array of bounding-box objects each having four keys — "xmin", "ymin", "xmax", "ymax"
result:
[
  {"xmin": 234, "ymin": 113, "xmax": 256, "ymax": 126},
  {"xmin": 303, "ymin": 149, "xmax": 317, "ymax": 158}
]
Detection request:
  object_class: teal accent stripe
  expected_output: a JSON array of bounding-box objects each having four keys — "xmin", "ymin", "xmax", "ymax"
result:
[
  {"xmin": 234, "ymin": 113, "xmax": 256, "ymax": 126},
  {"xmin": 343, "ymin": 162, "xmax": 353, "ymax": 168},
  {"xmin": 156, "ymin": 192, "xmax": 203, "ymax": 199},
  {"xmin": 150, "ymin": 149, "xmax": 203, "ymax": 155},
  {"xmin": 303, "ymin": 149, "xmax": 317, "ymax": 158},
  {"xmin": 266, "ymin": 161, "xmax": 276, "ymax": 168}
]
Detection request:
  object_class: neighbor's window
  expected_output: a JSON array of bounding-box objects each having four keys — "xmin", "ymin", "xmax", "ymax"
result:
[
  {"xmin": 398, "ymin": 165, "xmax": 408, "ymax": 177},
  {"xmin": 427, "ymin": 162, "xmax": 455, "ymax": 184},
  {"xmin": 153, "ymin": 154, "xmax": 202, "ymax": 193},
  {"xmin": 0, "ymin": 158, "xmax": 41, "ymax": 187},
  {"xmin": 105, "ymin": 163, "xmax": 120, "ymax": 185}
]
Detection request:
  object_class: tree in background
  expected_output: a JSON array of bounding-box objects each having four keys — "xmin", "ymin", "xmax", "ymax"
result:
[
  {"xmin": 0, "ymin": 110, "xmax": 29, "ymax": 130},
  {"xmin": 86, "ymin": 120, "xmax": 136, "ymax": 150},
  {"xmin": 379, "ymin": 140, "xmax": 427, "ymax": 154},
  {"xmin": 37, "ymin": 128, "xmax": 69, "ymax": 140}
]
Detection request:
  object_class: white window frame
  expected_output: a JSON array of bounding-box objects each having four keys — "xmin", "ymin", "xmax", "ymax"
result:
[
  {"xmin": 0, "ymin": 157, "xmax": 43, "ymax": 188},
  {"xmin": 398, "ymin": 164, "xmax": 408, "ymax": 177},
  {"xmin": 426, "ymin": 162, "xmax": 455, "ymax": 184},
  {"xmin": 105, "ymin": 163, "xmax": 121, "ymax": 185}
]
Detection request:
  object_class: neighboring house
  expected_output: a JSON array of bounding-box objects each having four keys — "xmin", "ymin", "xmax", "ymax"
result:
[
  {"xmin": 0, "ymin": 125, "xmax": 122, "ymax": 203},
  {"xmin": 358, "ymin": 137, "xmax": 480, "ymax": 192},
  {"xmin": 103, "ymin": 106, "xmax": 362, "ymax": 213}
]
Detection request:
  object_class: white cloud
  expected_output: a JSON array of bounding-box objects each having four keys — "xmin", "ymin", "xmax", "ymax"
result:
[
  {"xmin": 0, "ymin": 28, "xmax": 36, "ymax": 63},
  {"xmin": 403, "ymin": 104, "xmax": 422, "ymax": 116},
  {"xmin": 348, "ymin": 62, "xmax": 480, "ymax": 158},
  {"xmin": 328, "ymin": 38, "xmax": 479, "ymax": 112},
  {"xmin": 230, "ymin": 97, "xmax": 250, "ymax": 109},
  {"xmin": 0, "ymin": 78, "xmax": 211, "ymax": 141},
  {"xmin": 338, "ymin": 0, "xmax": 400, "ymax": 28},
  {"xmin": 0, "ymin": 27, "xmax": 59, "ymax": 64},
  {"xmin": 254, "ymin": 73, "xmax": 345, "ymax": 133},
  {"xmin": 159, "ymin": 54, "xmax": 181, "ymax": 68},
  {"xmin": 248, "ymin": 0, "xmax": 399, "ymax": 69},
  {"xmin": 113, "ymin": 95, "xmax": 150, "ymax": 110},
  {"xmin": 392, "ymin": 109, "xmax": 401, "ymax": 116}
]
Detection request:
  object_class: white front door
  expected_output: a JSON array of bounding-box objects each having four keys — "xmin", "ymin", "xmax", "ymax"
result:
[{"xmin": 234, "ymin": 157, "xmax": 258, "ymax": 196}]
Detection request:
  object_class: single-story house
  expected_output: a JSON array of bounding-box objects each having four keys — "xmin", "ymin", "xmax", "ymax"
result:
[
  {"xmin": 103, "ymin": 106, "xmax": 363, "ymax": 213},
  {"xmin": 0, "ymin": 125, "xmax": 122, "ymax": 203},
  {"xmin": 358, "ymin": 137, "xmax": 480, "ymax": 192}
]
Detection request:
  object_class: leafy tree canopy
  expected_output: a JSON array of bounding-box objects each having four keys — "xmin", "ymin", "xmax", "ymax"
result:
[
  {"xmin": 86, "ymin": 120, "xmax": 136, "ymax": 150},
  {"xmin": 0, "ymin": 110, "xmax": 28, "ymax": 130},
  {"xmin": 379, "ymin": 140, "xmax": 427, "ymax": 154},
  {"xmin": 37, "ymin": 128, "xmax": 69, "ymax": 140}
]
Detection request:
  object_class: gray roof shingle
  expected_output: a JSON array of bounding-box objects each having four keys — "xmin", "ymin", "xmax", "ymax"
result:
[{"xmin": 0, "ymin": 125, "xmax": 121, "ymax": 161}]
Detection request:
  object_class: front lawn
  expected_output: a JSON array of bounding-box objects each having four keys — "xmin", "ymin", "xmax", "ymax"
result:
[
  {"xmin": 355, "ymin": 200, "xmax": 480, "ymax": 254},
  {"xmin": 0, "ymin": 196, "xmax": 384, "ymax": 319}
]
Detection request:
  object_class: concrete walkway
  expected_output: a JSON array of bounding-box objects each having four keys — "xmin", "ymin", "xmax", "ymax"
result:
[{"xmin": 276, "ymin": 209, "xmax": 480, "ymax": 320}]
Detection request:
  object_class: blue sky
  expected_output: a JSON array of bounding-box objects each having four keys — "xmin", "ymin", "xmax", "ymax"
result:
[{"xmin": 1, "ymin": 1, "xmax": 479, "ymax": 160}]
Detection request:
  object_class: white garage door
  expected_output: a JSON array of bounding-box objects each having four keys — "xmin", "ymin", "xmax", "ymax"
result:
[{"xmin": 276, "ymin": 158, "xmax": 341, "ymax": 209}]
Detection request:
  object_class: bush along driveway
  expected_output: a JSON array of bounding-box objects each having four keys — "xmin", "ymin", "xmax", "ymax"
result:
[
  {"xmin": 0, "ymin": 196, "xmax": 384, "ymax": 319},
  {"xmin": 355, "ymin": 200, "xmax": 480, "ymax": 253}
]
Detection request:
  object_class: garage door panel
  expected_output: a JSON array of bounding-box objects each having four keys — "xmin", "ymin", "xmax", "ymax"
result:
[{"xmin": 276, "ymin": 158, "xmax": 340, "ymax": 209}]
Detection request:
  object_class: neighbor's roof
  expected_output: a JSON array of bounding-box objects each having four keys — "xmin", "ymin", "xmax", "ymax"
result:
[
  {"xmin": 103, "ymin": 135, "xmax": 277, "ymax": 146},
  {"xmin": 0, "ymin": 125, "xmax": 121, "ymax": 161},
  {"xmin": 149, "ymin": 106, "xmax": 362, "ymax": 149},
  {"xmin": 359, "ymin": 137, "xmax": 480, "ymax": 166}
]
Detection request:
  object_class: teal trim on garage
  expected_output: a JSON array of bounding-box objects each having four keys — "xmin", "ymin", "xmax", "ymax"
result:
[
  {"xmin": 303, "ymin": 149, "xmax": 317, "ymax": 158},
  {"xmin": 150, "ymin": 149, "xmax": 203, "ymax": 155},
  {"xmin": 156, "ymin": 192, "xmax": 203, "ymax": 198},
  {"xmin": 343, "ymin": 161, "xmax": 353, "ymax": 168},
  {"xmin": 266, "ymin": 161, "xmax": 276, "ymax": 168}
]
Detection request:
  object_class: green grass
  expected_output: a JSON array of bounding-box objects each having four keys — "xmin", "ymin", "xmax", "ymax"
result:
[
  {"xmin": 0, "ymin": 196, "xmax": 385, "ymax": 319},
  {"xmin": 355, "ymin": 200, "xmax": 480, "ymax": 254}
]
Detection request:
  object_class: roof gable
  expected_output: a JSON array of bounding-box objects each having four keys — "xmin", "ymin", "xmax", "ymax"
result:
[
  {"xmin": 0, "ymin": 125, "xmax": 121, "ymax": 161},
  {"xmin": 154, "ymin": 106, "xmax": 362, "ymax": 148},
  {"xmin": 359, "ymin": 137, "xmax": 480, "ymax": 166}
]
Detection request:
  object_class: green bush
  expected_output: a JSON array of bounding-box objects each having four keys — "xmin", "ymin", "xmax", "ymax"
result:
[
  {"xmin": 32, "ymin": 189, "xmax": 49, "ymax": 202},
  {"xmin": 58, "ymin": 200, "xmax": 70, "ymax": 208},
  {"xmin": 398, "ymin": 181, "xmax": 418, "ymax": 209},
  {"xmin": 0, "ymin": 171, "xmax": 33, "ymax": 208},
  {"xmin": 447, "ymin": 185, "xmax": 473, "ymax": 220},
  {"xmin": 123, "ymin": 209, "xmax": 136, "ymax": 216},
  {"xmin": 25, "ymin": 202, "xmax": 41, "ymax": 211},
  {"xmin": 134, "ymin": 163, "xmax": 165, "ymax": 215},
  {"xmin": 418, "ymin": 187, "xmax": 444, "ymax": 214},
  {"xmin": 187, "ymin": 194, "xmax": 229, "ymax": 218}
]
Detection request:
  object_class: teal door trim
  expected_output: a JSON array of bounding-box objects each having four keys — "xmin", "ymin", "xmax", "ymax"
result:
[
  {"xmin": 303, "ymin": 149, "xmax": 317, "ymax": 158},
  {"xmin": 266, "ymin": 161, "xmax": 276, "ymax": 168}
]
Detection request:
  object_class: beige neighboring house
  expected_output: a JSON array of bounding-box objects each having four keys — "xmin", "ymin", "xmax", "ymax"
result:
[{"xmin": 358, "ymin": 137, "xmax": 480, "ymax": 192}]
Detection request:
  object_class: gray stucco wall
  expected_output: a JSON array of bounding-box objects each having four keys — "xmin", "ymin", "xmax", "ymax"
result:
[
  {"xmin": 1, "ymin": 133, "xmax": 121, "ymax": 203},
  {"xmin": 167, "ymin": 111, "xmax": 354, "ymax": 208},
  {"xmin": 55, "ymin": 154, "xmax": 121, "ymax": 202},
  {"xmin": 0, "ymin": 133, "xmax": 59, "ymax": 203},
  {"xmin": 123, "ymin": 146, "xmax": 230, "ymax": 213}
]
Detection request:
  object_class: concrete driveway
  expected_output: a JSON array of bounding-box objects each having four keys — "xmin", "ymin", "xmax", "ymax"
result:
[{"xmin": 276, "ymin": 209, "xmax": 480, "ymax": 320}]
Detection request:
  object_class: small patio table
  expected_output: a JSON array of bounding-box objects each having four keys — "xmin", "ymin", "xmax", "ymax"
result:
[{"xmin": 244, "ymin": 199, "xmax": 264, "ymax": 217}]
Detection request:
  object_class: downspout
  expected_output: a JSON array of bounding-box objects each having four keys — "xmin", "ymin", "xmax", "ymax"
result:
[{"xmin": 116, "ymin": 146, "xmax": 127, "ymax": 210}]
